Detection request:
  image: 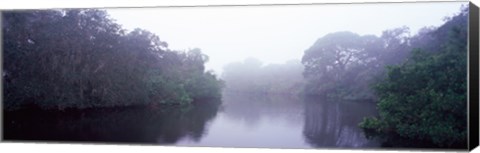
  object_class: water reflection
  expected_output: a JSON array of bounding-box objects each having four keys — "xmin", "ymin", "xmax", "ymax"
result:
[
  {"xmin": 4, "ymin": 93, "xmax": 380, "ymax": 149},
  {"xmin": 4, "ymin": 100, "xmax": 221, "ymax": 144},
  {"xmin": 221, "ymin": 92, "xmax": 304, "ymax": 126},
  {"xmin": 176, "ymin": 92, "xmax": 308, "ymax": 148},
  {"xmin": 302, "ymin": 96, "xmax": 380, "ymax": 148},
  {"xmin": 177, "ymin": 92, "xmax": 379, "ymax": 149}
]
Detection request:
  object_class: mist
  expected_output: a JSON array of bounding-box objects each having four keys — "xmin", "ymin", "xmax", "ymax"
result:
[
  {"xmin": 3, "ymin": 1, "xmax": 470, "ymax": 149},
  {"xmin": 106, "ymin": 2, "xmax": 463, "ymax": 75}
]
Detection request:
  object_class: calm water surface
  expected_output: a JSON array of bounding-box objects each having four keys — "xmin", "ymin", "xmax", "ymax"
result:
[
  {"xmin": 4, "ymin": 92, "xmax": 380, "ymax": 149},
  {"xmin": 177, "ymin": 93, "xmax": 380, "ymax": 148}
]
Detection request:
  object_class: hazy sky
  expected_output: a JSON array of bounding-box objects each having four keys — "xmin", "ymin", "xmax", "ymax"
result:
[{"xmin": 106, "ymin": 2, "xmax": 466, "ymax": 75}]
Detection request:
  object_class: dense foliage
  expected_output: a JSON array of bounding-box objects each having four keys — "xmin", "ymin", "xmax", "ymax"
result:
[
  {"xmin": 222, "ymin": 58, "xmax": 305, "ymax": 95},
  {"xmin": 3, "ymin": 9, "xmax": 223, "ymax": 111},
  {"xmin": 359, "ymin": 7, "xmax": 468, "ymax": 148}
]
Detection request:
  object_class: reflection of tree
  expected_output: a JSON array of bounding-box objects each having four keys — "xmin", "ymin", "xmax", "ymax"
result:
[
  {"xmin": 302, "ymin": 97, "xmax": 379, "ymax": 148},
  {"xmin": 4, "ymin": 99, "xmax": 221, "ymax": 144},
  {"xmin": 221, "ymin": 92, "xmax": 304, "ymax": 128}
]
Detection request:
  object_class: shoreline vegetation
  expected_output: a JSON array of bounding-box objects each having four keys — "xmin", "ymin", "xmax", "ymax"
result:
[
  {"xmin": 360, "ymin": 7, "xmax": 468, "ymax": 149},
  {"xmin": 3, "ymin": 6, "xmax": 468, "ymax": 149},
  {"xmin": 3, "ymin": 9, "xmax": 224, "ymax": 111}
]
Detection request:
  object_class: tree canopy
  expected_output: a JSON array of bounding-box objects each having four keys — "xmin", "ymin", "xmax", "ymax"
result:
[
  {"xmin": 359, "ymin": 7, "xmax": 468, "ymax": 148},
  {"xmin": 301, "ymin": 28, "xmax": 411, "ymax": 99},
  {"xmin": 3, "ymin": 9, "xmax": 223, "ymax": 110}
]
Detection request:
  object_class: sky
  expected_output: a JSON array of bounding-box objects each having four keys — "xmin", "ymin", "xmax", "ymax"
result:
[{"xmin": 106, "ymin": 2, "xmax": 466, "ymax": 75}]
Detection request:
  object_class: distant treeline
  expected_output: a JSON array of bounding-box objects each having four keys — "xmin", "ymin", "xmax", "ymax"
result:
[
  {"xmin": 3, "ymin": 9, "xmax": 224, "ymax": 111},
  {"xmin": 222, "ymin": 58, "xmax": 305, "ymax": 95}
]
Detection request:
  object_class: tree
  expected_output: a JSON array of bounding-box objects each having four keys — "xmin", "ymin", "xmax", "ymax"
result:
[
  {"xmin": 302, "ymin": 31, "xmax": 384, "ymax": 99},
  {"xmin": 360, "ymin": 7, "xmax": 468, "ymax": 148},
  {"xmin": 3, "ymin": 9, "xmax": 224, "ymax": 110}
]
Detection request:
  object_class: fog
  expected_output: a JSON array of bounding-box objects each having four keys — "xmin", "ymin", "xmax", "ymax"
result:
[
  {"xmin": 106, "ymin": 2, "xmax": 464, "ymax": 75},
  {"xmin": 3, "ymin": 2, "xmax": 469, "ymax": 148}
]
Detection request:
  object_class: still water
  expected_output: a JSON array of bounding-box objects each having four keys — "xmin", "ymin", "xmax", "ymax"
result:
[
  {"xmin": 177, "ymin": 93, "xmax": 380, "ymax": 148},
  {"xmin": 4, "ymin": 92, "xmax": 380, "ymax": 149}
]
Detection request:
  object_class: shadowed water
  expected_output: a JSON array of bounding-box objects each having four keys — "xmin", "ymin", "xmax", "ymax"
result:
[{"xmin": 4, "ymin": 92, "xmax": 379, "ymax": 148}]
